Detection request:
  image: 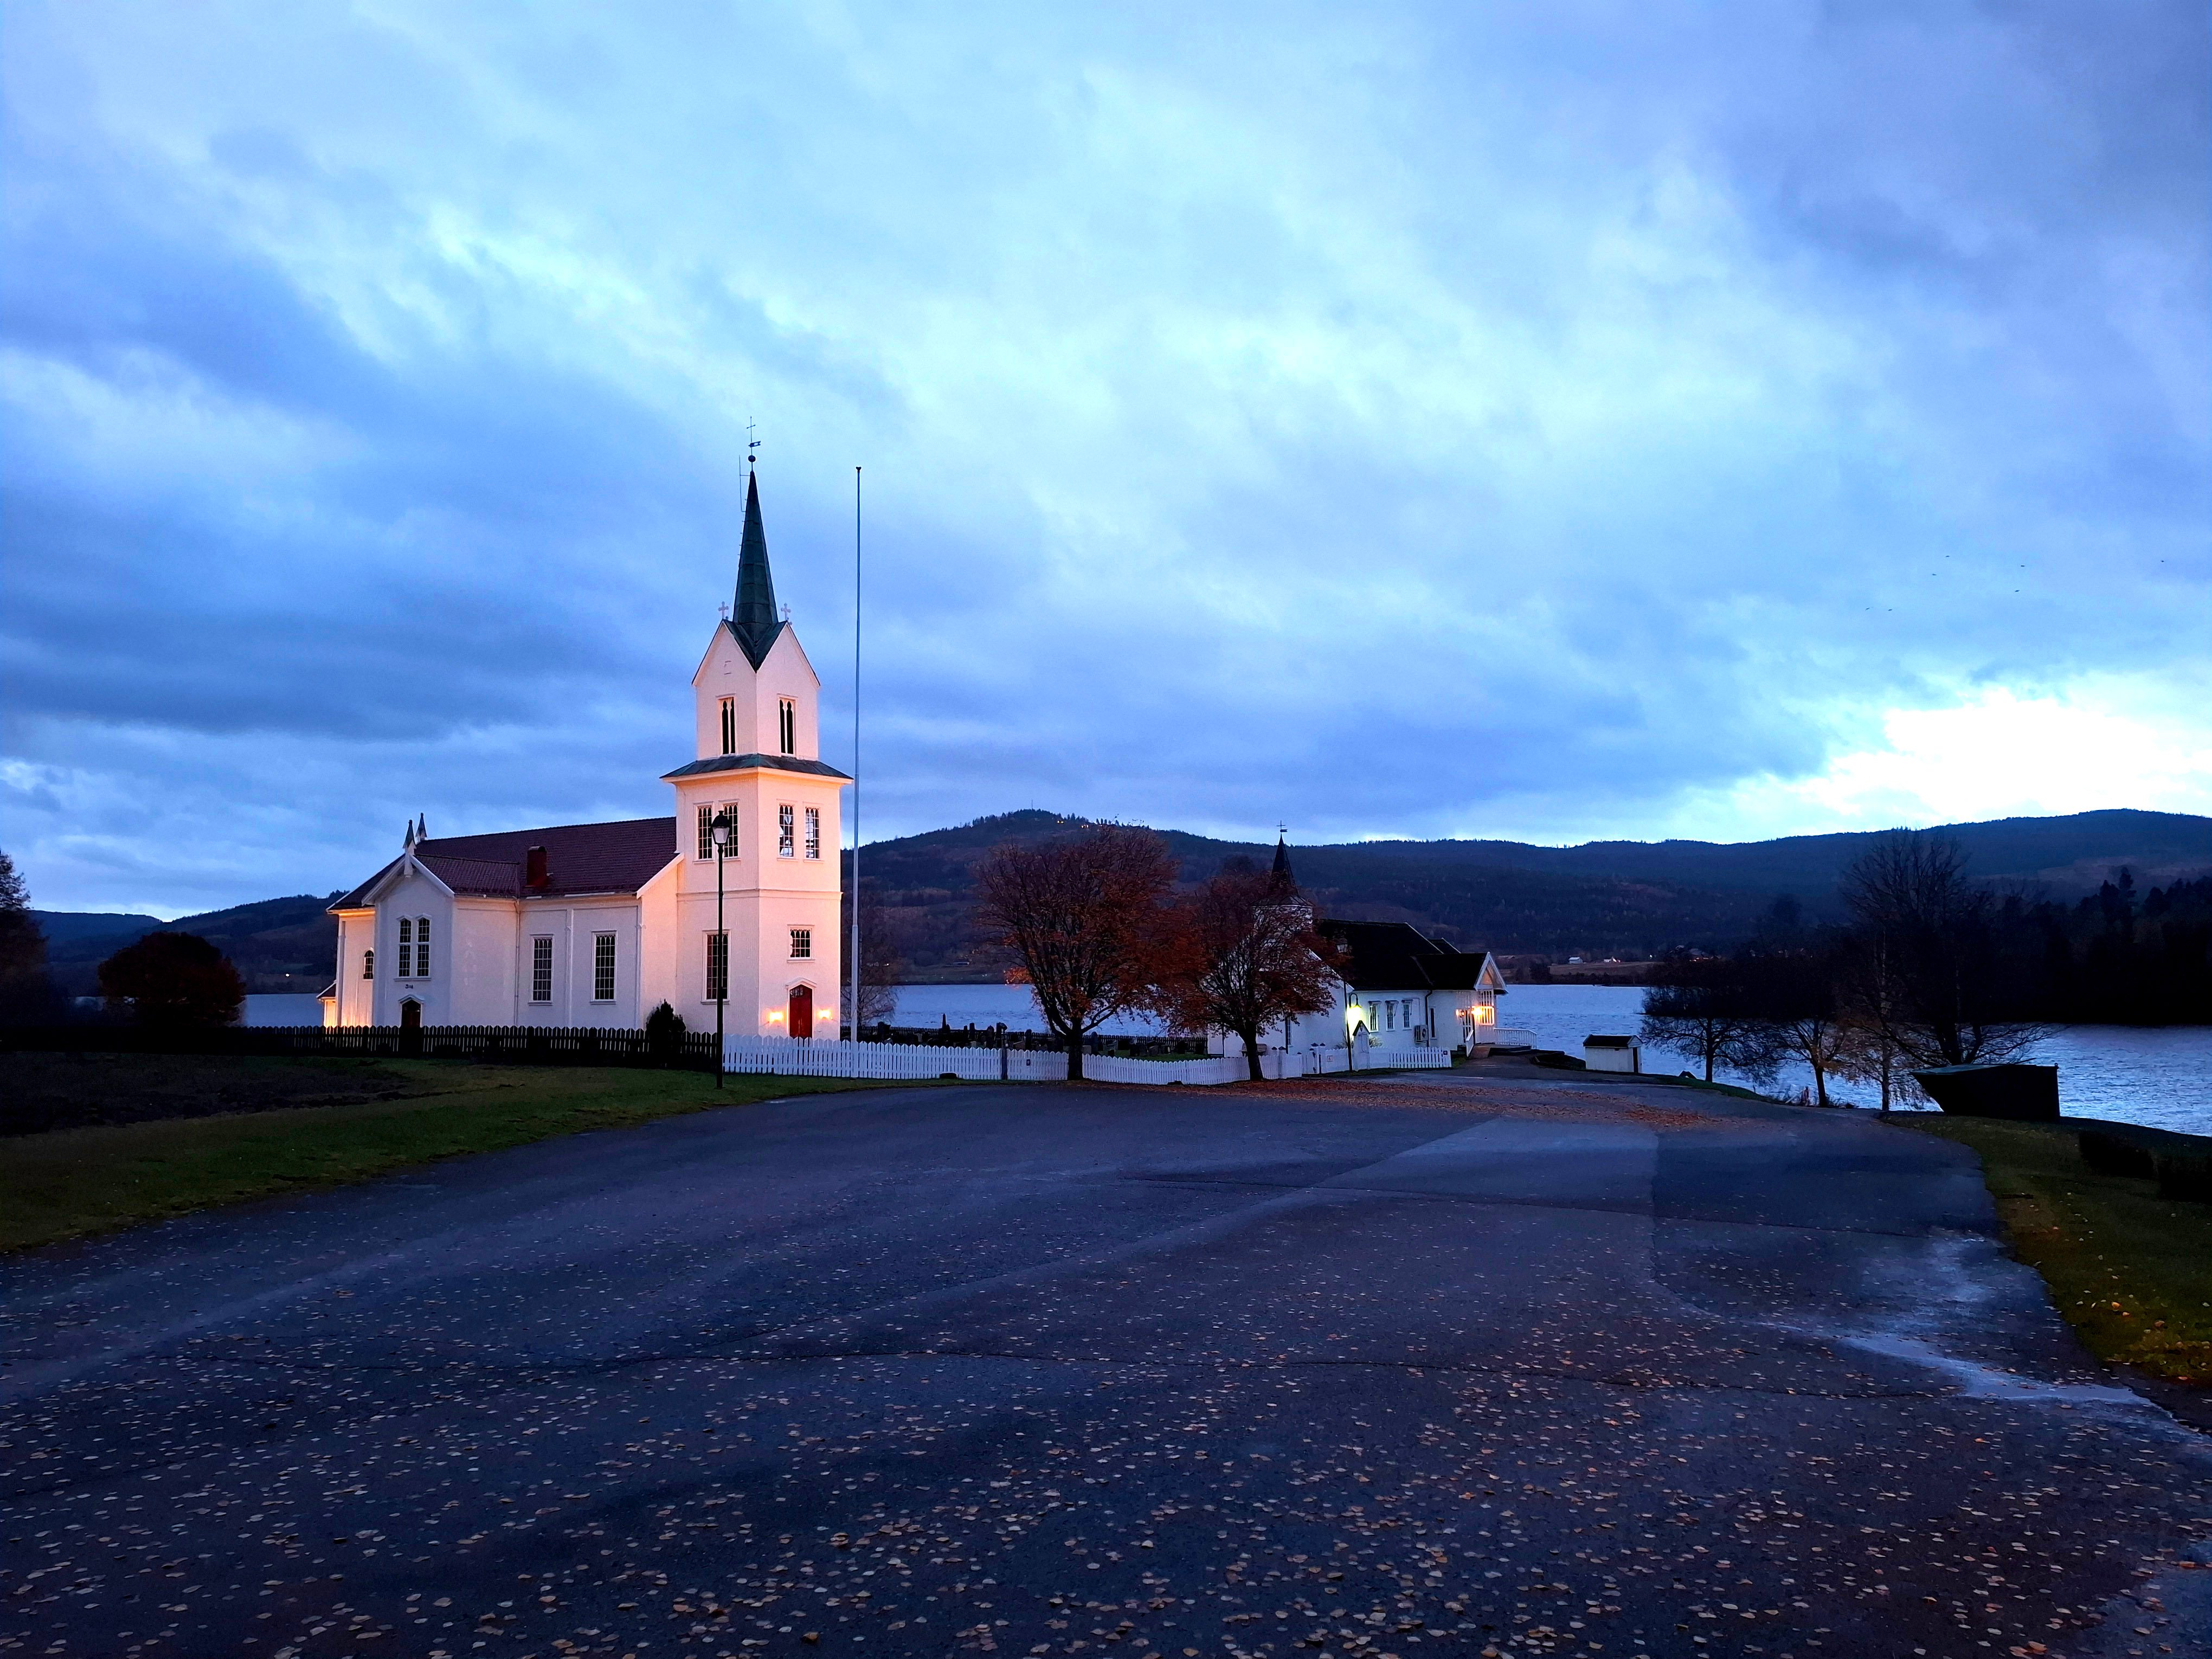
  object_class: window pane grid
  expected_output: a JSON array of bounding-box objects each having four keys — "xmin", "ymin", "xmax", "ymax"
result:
[
  {"xmin": 531, "ymin": 936, "xmax": 553, "ymax": 1002},
  {"xmin": 705, "ymin": 932, "xmax": 728, "ymax": 1002},
  {"xmin": 803, "ymin": 806, "xmax": 820, "ymax": 860},
  {"xmin": 593, "ymin": 934, "xmax": 616, "ymax": 1001},
  {"xmin": 777, "ymin": 804, "xmax": 795, "ymax": 857},
  {"xmin": 790, "ymin": 928, "xmax": 811, "ymax": 960}
]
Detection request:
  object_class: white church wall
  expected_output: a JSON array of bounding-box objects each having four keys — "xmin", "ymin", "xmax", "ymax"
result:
[
  {"xmin": 635, "ymin": 860, "xmax": 683, "ymax": 1023},
  {"xmin": 374, "ymin": 870, "xmax": 454, "ymax": 1026},
  {"xmin": 451, "ymin": 899, "xmax": 519, "ymax": 1026},
  {"xmin": 689, "ymin": 626, "xmax": 822, "ymax": 763},
  {"xmin": 334, "ymin": 911, "xmax": 373, "ymax": 1025}
]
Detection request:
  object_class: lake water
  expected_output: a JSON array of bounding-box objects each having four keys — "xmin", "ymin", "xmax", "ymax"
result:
[
  {"xmin": 241, "ymin": 993, "xmax": 325, "ymax": 1026},
  {"xmin": 885, "ymin": 982, "xmax": 2211, "ymax": 1138},
  {"xmin": 241, "ymin": 983, "xmax": 2210, "ymax": 1137}
]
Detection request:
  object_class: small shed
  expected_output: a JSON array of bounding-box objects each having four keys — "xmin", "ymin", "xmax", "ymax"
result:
[{"xmin": 1583, "ymin": 1034, "xmax": 1641, "ymax": 1073}]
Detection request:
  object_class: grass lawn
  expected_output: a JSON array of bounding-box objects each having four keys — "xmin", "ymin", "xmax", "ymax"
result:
[
  {"xmin": 1, "ymin": 1059, "xmax": 893, "ymax": 1255},
  {"xmin": 1902, "ymin": 1114, "xmax": 2212, "ymax": 1389}
]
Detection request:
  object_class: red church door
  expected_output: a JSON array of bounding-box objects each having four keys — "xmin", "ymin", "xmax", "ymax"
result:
[{"xmin": 787, "ymin": 986, "xmax": 813, "ymax": 1040}]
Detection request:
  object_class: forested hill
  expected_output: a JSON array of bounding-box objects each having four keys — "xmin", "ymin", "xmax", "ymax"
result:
[
  {"xmin": 851, "ymin": 808, "xmax": 2212, "ymax": 977},
  {"xmin": 27, "ymin": 808, "xmax": 2209, "ymax": 988},
  {"xmin": 33, "ymin": 895, "xmax": 340, "ymax": 996}
]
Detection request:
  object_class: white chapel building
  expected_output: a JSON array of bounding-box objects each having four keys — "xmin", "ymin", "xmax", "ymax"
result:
[{"xmin": 325, "ymin": 473, "xmax": 847, "ymax": 1038}]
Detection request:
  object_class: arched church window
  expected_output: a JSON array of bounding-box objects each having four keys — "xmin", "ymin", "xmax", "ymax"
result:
[
  {"xmin": 362, "ymin": 948, "xmax": 374, "ymax": 980},
  {"xmin": 719, "ymin": 697, "xmax": 737, "ymax": 756},
  {"xmin": 778, "ymin": 697, "xmax": 796, "ymax": 755}
]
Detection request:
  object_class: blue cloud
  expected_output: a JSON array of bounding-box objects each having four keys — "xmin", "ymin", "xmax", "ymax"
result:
[{"xmin": 1, "ymin": 0, "xmax": 2204, "ymax": 912}]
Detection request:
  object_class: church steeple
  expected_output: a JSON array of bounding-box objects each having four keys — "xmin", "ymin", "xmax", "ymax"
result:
[
  {"xmin": 728, "ymin": 470, "xmax": 785, "ymax": 669},
  {"xmin": 1269, "ymin": 832, "xmax": 1297, "ymax": 895}
]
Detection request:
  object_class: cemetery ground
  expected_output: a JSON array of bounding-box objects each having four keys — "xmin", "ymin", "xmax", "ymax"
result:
[{"xmin": 4, "ymin": 1071, "xmax": 2210, "ymax": 1659}]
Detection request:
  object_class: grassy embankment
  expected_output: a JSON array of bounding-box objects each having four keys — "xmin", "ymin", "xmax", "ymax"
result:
[
  {"xmin": 1, "ymin": 1054, "xmax": 892, "ymax": 1255},
  {"xmin": 1902, "ymin": 1114, "xmax": 2212, "ymax": 1388}
]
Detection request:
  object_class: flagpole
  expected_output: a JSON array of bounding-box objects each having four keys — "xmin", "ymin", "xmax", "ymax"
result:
[{"xmin": 850, "ymin": 465, "xmax": 861, "ymax": 1041}]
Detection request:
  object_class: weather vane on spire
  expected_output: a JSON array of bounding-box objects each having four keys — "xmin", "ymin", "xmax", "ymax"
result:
[{"xmin": 746, "ymin": 417, "xmax": 761, "ymax": 471}]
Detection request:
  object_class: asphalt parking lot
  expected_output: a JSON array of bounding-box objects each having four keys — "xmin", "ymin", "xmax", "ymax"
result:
[{"xmin": 4, "ymin": 1071, "xmax": 2208, "ymax": 1659}]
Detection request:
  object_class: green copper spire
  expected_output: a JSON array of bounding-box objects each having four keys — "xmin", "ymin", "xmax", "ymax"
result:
[{"xmin": 729, "ymin": 469, "xmax": 784, "ymax": 668}]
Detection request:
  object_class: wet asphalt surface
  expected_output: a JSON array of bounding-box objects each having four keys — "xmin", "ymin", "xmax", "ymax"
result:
[{"xmin": 4, "ymin": 1070, "xmax": 2209, "ymax": 1659}]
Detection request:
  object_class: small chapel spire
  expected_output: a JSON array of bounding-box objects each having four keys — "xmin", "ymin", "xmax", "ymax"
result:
[{"xmin": 728, "ymin": 468, "xmax": 785, "ymax": 668}]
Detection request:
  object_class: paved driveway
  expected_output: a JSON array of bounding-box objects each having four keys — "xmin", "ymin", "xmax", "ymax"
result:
[{"xmin": 5, "ymin": 1073, "xmax": 2208, "ymax": 1659}]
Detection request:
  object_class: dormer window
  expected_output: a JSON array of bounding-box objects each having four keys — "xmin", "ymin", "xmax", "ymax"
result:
[
  {"xmin": 777, "ymin": 697, "xmax": 796, "ymax": 755},
  {"xmin": 719, "ymin": 697, "xmax": 737, "ymax": 756}
]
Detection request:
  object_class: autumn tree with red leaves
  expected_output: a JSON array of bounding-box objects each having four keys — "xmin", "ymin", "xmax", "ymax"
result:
[
  {"xmin": 1154, "ymin": 863, "xmax": 1343, "ymax": 1081},
  {"xmin": 974, "ymin": 825, "xmax": 1178, "ymax": 1081}
]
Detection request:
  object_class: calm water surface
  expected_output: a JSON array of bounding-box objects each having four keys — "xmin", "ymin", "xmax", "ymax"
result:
[
  {"xmin": 889, "ymin": 982, "xmax": 2211, "ymax": 1137},
  {"xmin": 243, "ymin": 985, "xmax": 2208, "ymax": 1137}
]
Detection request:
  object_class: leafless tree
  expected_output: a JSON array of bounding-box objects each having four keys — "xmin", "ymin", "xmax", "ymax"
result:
[
  {"xmin": 841, "ymin": 878, "xmax": 904, "ymax": 1030},
  {"xmin": 1837, "ymin": 831, "xmax": 2047, "ymax": 1069},
  {"xmin": 1153, "ymin": 866, "xmax": 1343, "ymax": 1081},
  {"xmin": 1638, "ymin": 956, "xmax": 1774, "ymax": 1084},
  {"xmin": 974, "ymin": 825, "xmax": 1178, "ymax": 1081}
]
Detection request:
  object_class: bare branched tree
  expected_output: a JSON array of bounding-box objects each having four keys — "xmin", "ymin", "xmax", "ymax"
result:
[
  {"xmin": 974, "ymin": 825, "xmax": 1178, "ymax": 1081},
  {"xmin": 1837, "ymin": 830, "xmax": 2048, "ymax": 1068},
  {"xmin": 1639, "ymin": 956, "xmax": 1776, "ymax": 1084},
  {"xmin": 1153, "ymin": 865, "xmax": 1343, "ymax": 1081},
  {"xmin": 840, "ymin": 878, "xmax": 904, "ymax": 1031}
]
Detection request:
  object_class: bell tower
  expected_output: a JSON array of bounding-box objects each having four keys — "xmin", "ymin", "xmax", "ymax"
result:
[{"xmin": 661, "ymin": 470, "xmax": 849, "ymax": 1038}]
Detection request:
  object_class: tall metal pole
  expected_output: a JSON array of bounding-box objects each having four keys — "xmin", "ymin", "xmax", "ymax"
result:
[
  {"xmin": 850, "ymin": 465, "xmax": 861, "ymax": 1043},
  {"xmin": 715, "ymin": 833, "xmax": 726, "ymax": 1089}
]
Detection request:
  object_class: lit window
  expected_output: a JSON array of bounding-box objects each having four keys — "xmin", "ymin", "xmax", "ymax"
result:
[
  {"xmin": 697, "ymin": 803, "xmax": 737, "ymax": 860},
  {"xmin": 777, "ymin": 804, "xmax": 795, "ymax": 857},
  {"xmin": 803, "ymin": 806, "xmax": 820, "ymax": 860},
  {"xmin": 705, "ymin": 931, "xmax": 728, "ymax": 1002},
  {"xmin": 790, "ymin": 928, "xmax": 812, "ymax": 960},
  {"xmin": 778, "ymin": 697, "xmax": 796, "ymax": 755},
  {"xmin": 362, "ymin": 948, "xmax": 375, "ymax": 981},
  {"xmin": 593, "ymin": 933, "xmax": 616, "ymax": 1001},
  {"xmin": 719, "ymin": 696, "xmax": 737, "ymax": 756},
  {"xmin": 531, "ymin": 936, "xmax": 553, "ymax": 1002}
]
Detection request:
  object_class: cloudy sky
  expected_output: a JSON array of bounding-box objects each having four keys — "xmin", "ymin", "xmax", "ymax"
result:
[{"xmin": 3, "ymin": 2, "xmax": 2207, "ymax": 916}]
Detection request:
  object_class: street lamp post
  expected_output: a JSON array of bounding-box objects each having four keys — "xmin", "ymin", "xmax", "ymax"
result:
[{"xmin": 710, "ymin": 808, "xmax": 732, "ymax": 1089}]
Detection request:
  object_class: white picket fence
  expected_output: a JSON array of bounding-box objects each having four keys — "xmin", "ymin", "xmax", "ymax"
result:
[{"xmin": 723, "ymin": 1036, "xmax": 1452, "ymax": 1085}]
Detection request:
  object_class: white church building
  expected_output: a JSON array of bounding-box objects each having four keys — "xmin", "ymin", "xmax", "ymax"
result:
[
  {"xmin": 324, "ymin": 472, "xmax": 847, "ymax": 1038},
  {"xmin": 1208, "ymin": 841, "xmax": 1515, "ymax": 1060}
]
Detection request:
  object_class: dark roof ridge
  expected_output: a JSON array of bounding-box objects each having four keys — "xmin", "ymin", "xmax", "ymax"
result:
[
  {"xmin": 332, "ymin": 816, "xmax": 679, "ymax": 910},
  {"xmin": 663, "ymin": 753, "xmax": 851, "ymax": 782}
]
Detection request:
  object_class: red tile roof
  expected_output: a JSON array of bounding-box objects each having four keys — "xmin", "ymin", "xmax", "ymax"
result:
[{"xmin": 331, "ymin": 817, "xmax": 678, "ymax": 909}]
